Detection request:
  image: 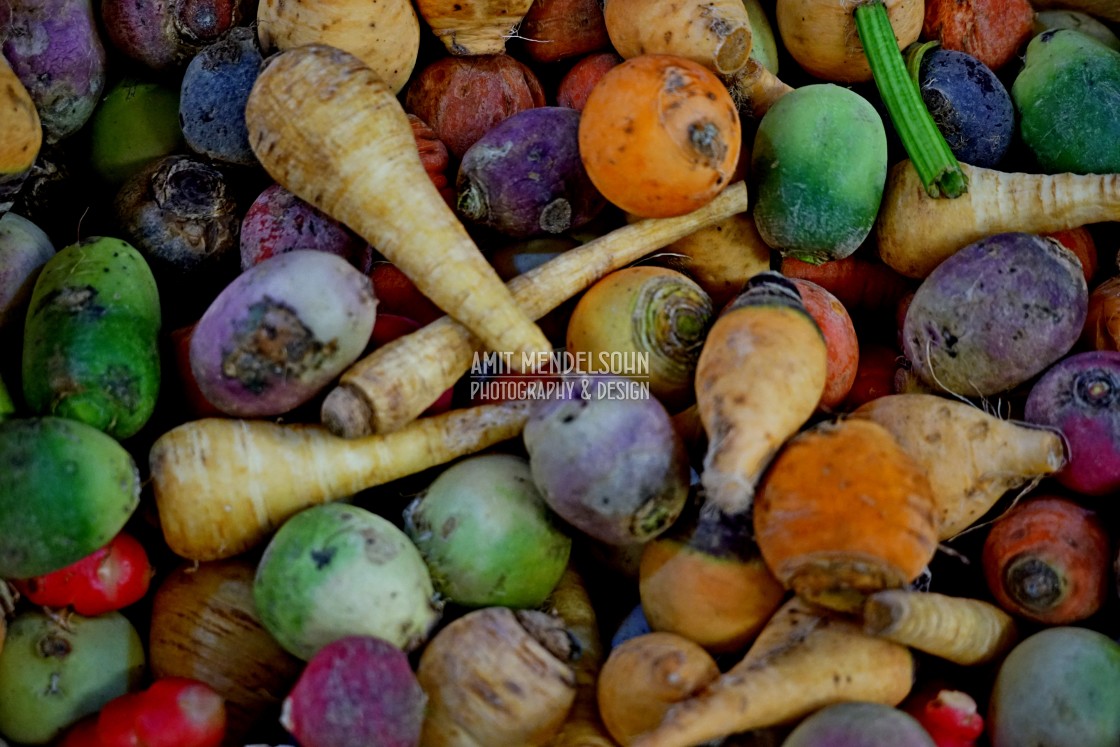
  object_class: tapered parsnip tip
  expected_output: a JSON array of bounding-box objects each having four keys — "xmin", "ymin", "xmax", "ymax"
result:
[{"xmin": 321, "ymin": 385, "xmax": 375, "ymax": 439}]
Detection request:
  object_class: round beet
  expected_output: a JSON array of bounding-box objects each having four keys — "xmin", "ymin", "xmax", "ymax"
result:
[
  {"xmin": 179, "ymin": 27, "xmax": 262, "ymax": 166},
  {"xmin": 781, "ymin": 702, "xmax": 936, "ymax": 746},
  {"xmin": 456, "ymin": 107, "xmax": 606, "ymax": 238},
  {"xmin": 281, "ymin": 636, "xmax": 426, "ymax": 747},
  {"xmin": 1024, "ymin": 350, "xmax": 1120, "ymax": 495},
  {"xmin": 240, "ymin": 183, "xmax": 371, "ymax": 271}
]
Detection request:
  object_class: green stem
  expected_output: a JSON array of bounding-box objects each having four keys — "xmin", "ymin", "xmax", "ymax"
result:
[{"xmin": 854, "ymin": 1, "xmax": 968, "ymax": 198}]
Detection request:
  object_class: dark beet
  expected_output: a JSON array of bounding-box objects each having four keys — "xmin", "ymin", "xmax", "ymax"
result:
[
  {"xmin": 100, "ymin": 0, "xmax": 251, "ymax": 72},
  {"xmin": 916, "ymin": 46, "xmax": 1015, "ymax": 168},
  {"xmin": 115, "ymin": 154, "xmax": 241, "ymax": 324},
  {"xmin": 456, "ymin": 106, "xmax": 606, "ymax": 238},
  {"xmin": 179, "ymin": 27, "xmax": 263, "ymax": 166},
  {"xmin": 281, "ymin": 636, "xmax": 426, "ymax": 747}
]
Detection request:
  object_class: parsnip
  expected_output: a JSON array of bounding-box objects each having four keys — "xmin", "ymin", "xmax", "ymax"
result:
[
  {"xmin": 320, "ymin": 181, "xmax": 750, "ymax": 438},
  {"xmin": 604, "ymin": 0, "xmax": 753, "ymax": 76},
  {"xmin": 245, "ymin": 45, "xmax": 550, "ymax": 370},
  {"xmin": 0, "ymin": 58, "xmax": 41, "ymax": 214},
  {"xmin": 631, "ymin": 597, "xmax": 914, "ymax": 747},
  {"xmin": 415, "ymin": 0, "xmax": 536, "ymax": 55},
  {"xmin": 850, "ymin": 393, "xmax": 1067, "ymax": 539},
  {"xmin": 150, "ymin": 401, "xmax": 530, "ymax": 561},
  {"xmin": 1029, "ymin": 0, "xmax": 1120, "ymax": 22},
  {"xmin": 863, "ymin": 589, "xmax": 1019, "ymax": 666},
  {"xmin": 877, "ymin": 160, "xmax": 1120, "ymax": 278}
]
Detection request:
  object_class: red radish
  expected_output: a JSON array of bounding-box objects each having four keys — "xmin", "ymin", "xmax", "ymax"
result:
[
  {"xmin": 556, "ymin": 52, "xmax": 623, "ymax": 111},
  {"xmin": 519, "ymin": 0, "xmax": 611, "ymax": 64},
  {"xmin": 168, "ymin": 324, "xmax": 226, "ymax": 420},
  {"xmin": 57, "ymin": 715, "xmax": 106, "ymax": 747},
  {"xmin": 281, "ymin": 636, "xmax": 427, "ymax": 747},
  {"xmin": 905, "ymin": 687, "xmax": 985, "ymax": 747},
  {"xmin": 97, "ymin": 678, "xmax": 226, "ymax": 747},
  {"xmin": 14, "ymin": 532, "xmax": 152, "ymax": 616},
  {"xmin": 844, "ymin": 341, "xmax": 902, "ymax": 410},
  {"xmin": 368, "ymin": 262, "xmax": 444, "ymax": 326},
  {"xmin": 789, "ymin": 278, "xmax": 860, "ymax": 410},
  {"xmin": 1045, "ymin": 226, "xmax": 1098, "ymax": 286}
]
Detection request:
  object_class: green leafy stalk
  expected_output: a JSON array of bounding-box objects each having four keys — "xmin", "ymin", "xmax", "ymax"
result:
[{"xmin": 854, "ymin": 1, "xmax": 968, "ymax": 198}]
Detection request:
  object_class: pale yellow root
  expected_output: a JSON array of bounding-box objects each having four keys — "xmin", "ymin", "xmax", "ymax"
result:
[
  {"xmin": 1030, "ymin": 0, "xmax": 1120, "ymax": 21},
  {"xmin": 876, "ymin": 160, "xmax": 1120, "ymax": 278},
  {"xmin": 151, "ymin": 400, "xmax": 530, "ymax": 561},
  {"xmin": 604, "ymin": 0, "xmax": 753, "ymax": 76},
  {"xmin": 321, "ymin": 182, "xmax": 750, "ymax": 437},
  {"xmin": 630, "ymin": 597, "xmax": 914, "ymax": 747},
  {"xmin": 545, "ymin": 567, "xmax": 619, "ymax": 747},
  {"xmin": 696, "ymin": 305, "xmax": 828, "ymax": 515},
  {"xmin": 727, "ymin": 59, "xmax": 794, "ymax": 119},
  {"xmin": 863, "ymin": 589, "xmax": 1019, "ymax": 666},
  {"xmin": 256, "ymin": 0, "xmax": 420, "ymax": 93},
  {"xmin": 775, "ymin": 0, "xmax": 922, "ymax": 83},
  {"xmin": 245, "ymin": 45, "xmax": 550, "ymax": 368},
  {"xmin": 0, "ymin": 57, "xmax": 41, "ymax": 203},
  {"xmin": 850, "ymin": 393, "xmax": 1067, "ymax": 539},
  {"xmin": 414, "ymin": 0, "xmax": 535, "ymax": 55}
]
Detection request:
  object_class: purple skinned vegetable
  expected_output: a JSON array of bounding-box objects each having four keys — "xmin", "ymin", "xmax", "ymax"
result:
[
  {"xmin": 1, "ymin": 0, "xmax": 107, "ymax": 143},
  {"xmin": 1024, "ymin": 350, "xmax": 1120, "ymax": 496},
  {"xmin": 456, "ymin": 106, "xmax": 606, "ymax": 239},
  {"xmin": 179, "ymin": 27, "xmax": 262, "ymax": 167},
  {"xmin": 100, "ymin": 0, "xmax": 250, "ymax": 72}
]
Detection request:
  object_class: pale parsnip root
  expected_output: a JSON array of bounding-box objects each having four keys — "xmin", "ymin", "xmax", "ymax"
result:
[
  {"xmin": 631, "ymin": 597, "xmax": 914, "ymax": 747},
  {"xmin": 151, "ymin": 401, "xmax": 530, "ymax": 561},
  {"xmin": 863, "ymin": 589, "xmax": 1019, "ymax": 666},
  {"xmin": 604, "ymin": 0, "xmax": 753, "ymax": 76},
  {"xmin": 245, "ymin": 45, "xmax": 550, "ymax": 369},
  {"xmin": 850, "ymin": 393, "xmax": 1067, "ymax": 539},
  {"xmin": 876, "ymin": 160, "xmax": 1120, "ymax": 278},
  {"xmin": 414, "ymin": 0, "xmax": 535, "ymax": 55},
  {"xmin": 321, "ymin": 182, "xmax": 750, "ymax": 438}
]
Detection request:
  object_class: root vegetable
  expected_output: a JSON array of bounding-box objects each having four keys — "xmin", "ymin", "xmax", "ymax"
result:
[
  {"xmin": 638, "ymin": 505, "xmax": 786, "ymax": 653},
  {"xmin": 0, "ymin": 58, "xmax": 41, "ymax": 214},
  {"xmin": 320, "ymin": 181, "xmax": 748, "ymax": 438},
  {"xmin": 981, "ymin": 496, "xmax": 1111, "ymax": 625},
  {"xmin": 566, "ymin": 266, "xmax": 713, "ymax": 412},
  {"xmin": 415, "ymin": 0, "xmax": 536, "ymax": 55},
  {"xmin": 417, "ymin": 607, "xmax": 577, "ymax": 747},
  {"xmin": 88, "ymin": 77, "xmax": 183, "ymax": 187},
  {"xmin": 1024, "ymin": 349, "xmax": 1120, "ymax": 495},
  {"xmin": 256, "ymin": 0, "xmax": 420, "ymax": 94},
  {"xmin": 875, "ymin": 160, "xmax": 1120, "ymax": 279},
  {"xmin": 254, "ymin": 503, "xmax": 441, "ymax": 660},
  {"xmin": 520, "ymin": 0, "xmax": 610, "ymax": 64},
  {"xmin": 695, "ymin": 272, "xmax": 828, "ymax": 515},
  {"xmin": 863, "ymin": 590, "xmax": 1019, "ymax": 665},
  {"xmin": 556, "ymin": 52, "xmax": 623, "ymax": 111},
  {"xmin": 247, "ymin": 45, "xmax": 551, "ymax": 367},
  {"xmin": 753, "ymin": 417, "xmax": 938, "ymax": 613},
  {"xmin": 188, "ymin": 250, "xmax": 377, "ymax": 418},
  {"xmin": 901, "ymin": 232, "xmax": 1087, "ymax": 397},
  {"xmin": 788, "ymin": 279, "xmax": 859, "ymax": 410},
  {"xmin": 779, "ymin": 255, "xmax": 915, "ymax": 320},
  {"xmin": 727, "ymin": 58, "xmax": 794, "ymax": 119},
  {"xmin": 1033, "ymin": 9, "xmax": 1120, "ymax": 47},
  {"xmin": 281, "ymin": 636, "xmax": 426, "ymax": 747},
  {"xmin": 630, "ymin": 596, "xmax": 915, "ymax": 747},
  {"xmin": 780, "ymin": 702, "xmax": 937, "ymax": 746},
  {"xmin": 403, "ymin": 453, "xmax": 572, "ymax": 608},
  {"xmin": 96, "ymin": 678, "xmax": 226, "ymax": 747},
  {"xmin": 150, "ymin": 400, "xmax": 531, "ymax": 561},
  {"xmin": 921, "ymin": 0, "xmax": 1034, "ymax": 71},
  {"xmin": 456, "ymin": 107, "xmax": 606, "ymax": 238},
  {"xmin": 603, "ymin": 0, "xmax": 753, "ymax": 76},
  {"xmin": 523, "ymin": 383, "xmax": 691, "ymax": 545},
  {"xmin": 904, "ymin": 688, "xmax": 984, "ymax": 747},
  {"xmin": 100, "ymin": 0, "xmax": 248, "ymax": 71},
  {"xmin": 850, "ymin": 393, "xmax": 1067, "ymax": 539},
  {"xmin": 148, "ymin": 559, "xmax": 304, "ymax": 743},
  {"xmin": 1081, "ymin": 275, "xmax": 1120, "ymax": 350},
  {"xmin": 578, "ymin": 55, "xmax": 741, "ymax": 219},
  {"xmin": 597, "ymin": 632, "xmax": 720, "ymax": 745},
  {"xmin": 0, "ymin": 212, "xmax": 53, "ymax": 330}
]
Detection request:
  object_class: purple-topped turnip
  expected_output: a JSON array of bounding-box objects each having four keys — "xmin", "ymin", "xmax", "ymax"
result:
[{"xmin": 456, "ymin": 106, "xmax": 606, "ymax": 239}]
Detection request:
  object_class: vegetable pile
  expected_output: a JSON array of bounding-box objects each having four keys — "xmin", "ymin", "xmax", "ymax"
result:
[{"xmin": 1, "ymin": 0, "xmax": 1120, "ymax": 745}]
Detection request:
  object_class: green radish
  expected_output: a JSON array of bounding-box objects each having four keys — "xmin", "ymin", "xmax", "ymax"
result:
[
  {"xmin": 1011, "ymin": 29, "xmax": 1120, "ymax": 175},
  {"xmin": 89, "ymin": 76, "xmax": 185, "ymax": 186},
  {"xmin": 254, "ymin": 503, "xmax": 442, "ymax": 660},
  {"xmin": 0, "ymin": 610, "xmax": 145, "ymax": 745},
  {"xmin": 751, "ymin": 84, "xmax": 888, "ymax": 264},
  {"xmin": 0, "ymin": 374, "xmax": 13, "ymax": 420},
  {"xmin": 22, "ymin": 236, "xmax": 161, "ymax": 439},
  {"xmin": 0, "ymin": 416, "xmax": 141, "ymax": 578}
]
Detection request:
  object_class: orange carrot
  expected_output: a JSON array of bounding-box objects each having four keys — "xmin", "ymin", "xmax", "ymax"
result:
[
  {"xmin": 779, "ymin": 254, "xmax": 916, "ymax": 319},
  {"xmin": 631, "ymin": 596, "xmax": 915, "ymax": 747},
  {"xmin": 556, "ymin": 52, "xmax": 623, "ymax": 112},
  {"xmin": 245, "ymin": 45, "xmax": 551, "ymax": 369},
  {"xmin": 579, "ymin": 54, "xmax": 741, "ymax": 218},
  {"xmin": 876, "ymin": 160, "xmax": 1120, "ymax": 278},
  {"xmin": 982, "ymin": 495, "xmax": 1112, "ymax": 625},
  {"xmin": 1081, "ymin": 275, "xmax": 1120, "ymax": 351},
  {"xmin": 519, "ymin": 0, "xmax": 611, "ymax": 64},
  {"xmin": 753, "ymin": 417, "xmax": 939, "ymax": 613},
  {"xmin": 150, "ymin": 401, "xmax": 530, "ymax": 561},
  {"xmin": 639, "ymin": 506, "xmax": 786, "ymax": 653},
  {"xmin": 597, "ymin": 632, "xmax": 720, "ymax": 745},
  {"xmin": 922, "ymin": 0, "xmax": 1035, "ymax": 71},
  {"xmin": 788, "ymin": 278, "xmax": 860, "ymax": 410},
  {"xmin": 694, "ymin": 272, "xmax": 828, "ymax": 515},
  {"xmin": 863, "ymin": 589, "xmax": 1019, "ymax": 666},
  {"xmin": 319, "ymin": 182, "xmax": 749, "ymax": 437}
]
